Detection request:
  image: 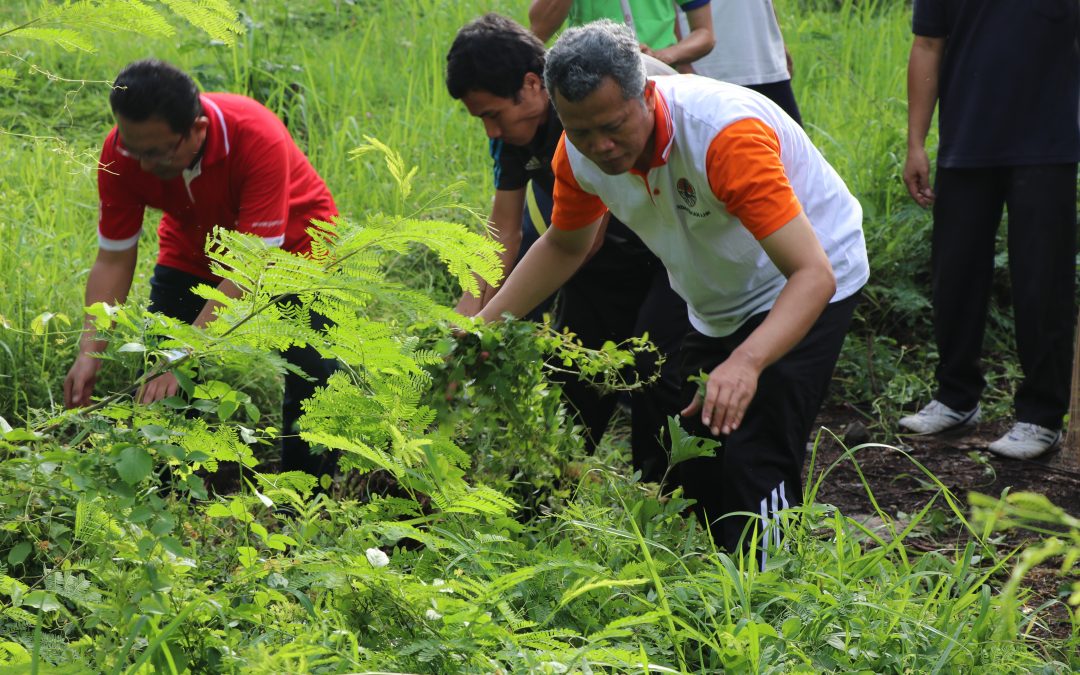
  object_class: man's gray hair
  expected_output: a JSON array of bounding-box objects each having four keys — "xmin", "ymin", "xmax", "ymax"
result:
[{"xmin": 544, "ymin": 19, "xmax": 647, "ymax": 103}]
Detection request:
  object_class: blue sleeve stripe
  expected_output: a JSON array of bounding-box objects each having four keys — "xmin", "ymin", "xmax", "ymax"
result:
[
  {"xmin": 679, "ymin": 0, "xmax": 709, "ymax": 11},
  {"xmin": 490, "ymin": 138, "xmax": 503, "ymax": 187}
]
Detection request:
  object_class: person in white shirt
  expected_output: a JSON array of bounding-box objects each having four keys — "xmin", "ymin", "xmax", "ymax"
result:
[{"xmin": 478, "ymin": 20, "xmax": 868, "ymax": 564}]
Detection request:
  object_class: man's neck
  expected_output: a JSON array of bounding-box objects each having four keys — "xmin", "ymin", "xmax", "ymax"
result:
[
  {"xmin": 187, "ymin": 138, "xmax": 206, "ymax": 170},
  {"xmin": 633, "ymin": 120, "xmax": 657, "ymax": 174}
]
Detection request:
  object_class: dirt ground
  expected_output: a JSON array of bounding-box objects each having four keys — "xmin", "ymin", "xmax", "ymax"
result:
[{"xmin": 808, "ymin": 408, "xmax": 1080, "ymax": 642}]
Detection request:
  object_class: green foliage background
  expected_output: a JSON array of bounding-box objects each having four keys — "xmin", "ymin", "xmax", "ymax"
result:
[
  {"xmin": 0, "ymin": 0, "xmax": 1076, "ymax": 672},
  {"xmin": 0, "ymin": 0, "xmax": 1055, "ymax": 425}
]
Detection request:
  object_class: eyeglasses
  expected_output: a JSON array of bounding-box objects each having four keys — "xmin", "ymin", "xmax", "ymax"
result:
[{"xmin": 114, "ymin": 130, "xmax": 187, "ymax": 164}]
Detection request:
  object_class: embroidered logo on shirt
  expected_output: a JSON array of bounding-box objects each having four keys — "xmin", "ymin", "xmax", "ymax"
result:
[
  {"xmin": 525, "ymin": 156, "xmax": 542, "ymax": 171},
  {"xmin": 676, "ymin": 178, "xmax": 697, "ymax": 207}
]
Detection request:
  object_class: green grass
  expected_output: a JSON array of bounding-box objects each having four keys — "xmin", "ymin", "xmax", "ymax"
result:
[
  {"xmin": 0, "ymin": 0, "xmax": 518, "ymax": 419},
  {"xmin": 0, "ymin": 0, "xmax": 1047, "ymax": 429},
  {"xmin": 1, "ymin": 0, "xmax": 1067, "ymax": 429},
  {"xmin": 0, "ymin": 4, "xmax": 1077, "ymax": 670}
]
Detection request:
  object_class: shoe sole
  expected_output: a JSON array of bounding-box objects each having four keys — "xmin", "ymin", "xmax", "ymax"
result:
[
  {"xmin": 900, "ymin": 424, "xmax": 977, "ymax": 438},
  {"xmin": 987, "ymin": 434, "xmax": 1062, "ymax": 460},
  {"xmin": 899, "ymin": 416, "xmax": 980, "ymax": 437}
]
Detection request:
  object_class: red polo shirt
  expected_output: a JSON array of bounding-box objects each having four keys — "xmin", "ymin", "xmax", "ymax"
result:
[{"xmin": 97, "ymin": 93, "xmax": 337, "ymax": 280}]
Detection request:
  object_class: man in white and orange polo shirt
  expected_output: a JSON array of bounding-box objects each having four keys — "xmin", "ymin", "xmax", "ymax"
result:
[
  {"xmin": 64, "ymin": 59, "xmax": 339, "ymax": 477},
  {"xmin": 478, "ymin": 20, "xmax": 868, "ymax": 563}
]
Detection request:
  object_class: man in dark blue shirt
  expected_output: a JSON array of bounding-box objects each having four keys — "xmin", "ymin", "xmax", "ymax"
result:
[
  {"xmin": 899, "ymin": 0, "xmax": 1079, "ymax": 459},
  {"xmin": 445, "ymin": 13, "xmax": 688, "ymax": 477}
]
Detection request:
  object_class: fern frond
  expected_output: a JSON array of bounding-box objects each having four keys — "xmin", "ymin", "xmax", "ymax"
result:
[
  {"xmin": 4, "ymin": 605, "xmax": 36, "ymax": 625},
  {"xmin": 14, "ymin": 630, "xmax": 70, "ymax": 665},
  {"xmin": 396, "ymin": 217, "xmax": 503, "ymax": 295},
  {"xmin": 373, "ymin": 522, "xmax": 450, "ymax": 552},
  {"xmin": 38, "ymin": 1, "xmax": 175, "ymax": 38},
  {"xmin": 178, "ymin": 421, "xmax": 256, "ymax": 469},
  {"xmin": 428, "ymin": 483, "xmax": 517, "ymax": 517},
  {"xmin": 512, "ymin": 629, "xmax": 580, "ymax": 651},
  {"xmin": 302, "ymin": 430, "xmax": 406, "ymax": 477},
  {"xmin": 254, "ymin": 470, "xmax": 318, "ymax": 498},
  {"xmin": 2, "ymin": 26, "xmax": 94, "ymax": 51},
  {"xmin": 73, "ymin": 497, "xmax": 120, "ymax": 544},
  {"xmin": 44, "ymin": 570, "xmax": 103, "ymax": 606},
  {"xmin": 350, "ymin": 136, "xmax": 416, "ymax": 202},
  {"xmin": 2, "ymin": 0, "xmax": 241, "ymax": 54},
  {"xmin": 160, "ymin": 0, "xmax": 242, "ymax": 45}
]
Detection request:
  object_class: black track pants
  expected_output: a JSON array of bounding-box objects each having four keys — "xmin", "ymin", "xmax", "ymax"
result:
[
  {"xmin": 148, "ymin": 264, "xmax": 339, "ymax": 477},
  {"xmin": 670, "ymin": 293, "xmax": 859, "ymax": 565}
]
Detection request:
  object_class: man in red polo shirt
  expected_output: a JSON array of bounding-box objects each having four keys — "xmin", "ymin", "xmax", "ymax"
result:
[{"xmin": 63, "ymin": 59, "xmax": 339, "ymax": 476}]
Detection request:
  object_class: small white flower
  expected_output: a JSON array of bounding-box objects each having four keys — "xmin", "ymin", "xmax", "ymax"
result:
[
  {"xmin": 425, "ymin": 609, "xmax": 443, "ymax": 621},
  {"xmin": 432, "ymin": 578, "xmax": 454, "ymax": 593},
  {"xmin": 365, "ymin": 548, "xmax": 389, "ymax": 568}
]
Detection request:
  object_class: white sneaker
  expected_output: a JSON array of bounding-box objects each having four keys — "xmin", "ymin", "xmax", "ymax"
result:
[
  {"xmin": 898, "ymin": 400, "xmax": 981, "ymax": 435},
  {"xmin": 987, "ymin": 422, "xmax": 1061, "ymax": 460}
]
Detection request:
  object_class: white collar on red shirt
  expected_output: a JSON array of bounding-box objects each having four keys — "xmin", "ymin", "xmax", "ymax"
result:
[
  {"xmin": 180, "ymin": 95, "xmax": 231, "ymax": 201},
  {"xmin": 199, "ymin": 94, "xmax": 231, "ymax": 166}
]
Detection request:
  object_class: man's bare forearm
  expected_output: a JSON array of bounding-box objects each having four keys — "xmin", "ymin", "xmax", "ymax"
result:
[
  {"xmin": 478, "ymin": 222, "xmax": 598, "ymax": 322},
  {"xmin": 530, "ymin": 0, "xmax": 573, "ymax": 42},
  {"xmin": 907, "ymin": 36, "xmax": 944, "ymax": 150},
  {"xmin": 79, "ymin": 247, "xmax": 138, "ymax": 352},
  {"xmin": 653, "ymin": 5, "xmax": 715, "ymax": 67}
]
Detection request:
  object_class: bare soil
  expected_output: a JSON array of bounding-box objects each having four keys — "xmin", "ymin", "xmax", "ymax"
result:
[{"xmin": 808, "ymin": 408, "xmax": 1080, "ymax": 642}]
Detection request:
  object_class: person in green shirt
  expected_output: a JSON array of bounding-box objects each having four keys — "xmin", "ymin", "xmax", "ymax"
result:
[{"xmin": 530, "ymin": 0, "xmax": 714, "ymax": 70}]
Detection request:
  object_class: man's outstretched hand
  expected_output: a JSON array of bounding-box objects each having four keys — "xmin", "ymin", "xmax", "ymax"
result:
[
  {"xmin": 63, "ymin": 353, "xmax": 103, "ymax": 408},
  {"xmin": 137, "ymin": 371, "xmax": 181, "ymax": 405},
  {"xmin": 680, "ymin": 353, "xmax": 761, "ymax": 437}
]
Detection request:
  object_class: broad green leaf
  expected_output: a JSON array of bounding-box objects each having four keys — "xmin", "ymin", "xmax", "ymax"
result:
[
  {"xmin": 237, "ymin": 546, "xmax": 258, "ymax": 568},
  {"xmin": 217, "ymin": 398, "xmax": 239, "ymax": 420},
  {"xmin": 7, "ymin": 542, "xmax": 31, "ymax": 566},
  {"xmin": 3, "ymin": 428, "xmax": 42, "ymax": 442},
  {"xmin": 173, "ymin": 368, "xmax": 196, "ymax": 396},
  {"xmin": 186, "ymin": 474, "xmax": 208, "ymax": 500},
  {"xmin": 667, "ymin": 416, "xmax": 720, "ymax": 468},
  {"xmin": 194, "ymin": 380, "xmax": 232, "ymax": 400},
  {"xmin": 30, "ymin": 311, "xmax": 70, "ymax": 335},
  {"xmin": 22, "ymin": 591, "xmax": 61, "ymax": 612},
  {"xmin": 115, "ymin": 446, "xmax": 153, "ymax": 485},
  {"xmin": 205, "ymin": 503, "xmax": 231, "ymax": 518},
  {"xmin": 266, "ymin": 534, "xmax": 296, "ymax": 551}
]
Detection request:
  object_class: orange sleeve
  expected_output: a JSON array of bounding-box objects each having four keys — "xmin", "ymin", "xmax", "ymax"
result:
[
  {"xmin": 550, "ymin": 133, "xmax": 608, "ymax": 231},
  {"xmin": 706, "ymin": 117, "xmax": 802, "ymax": 240}
]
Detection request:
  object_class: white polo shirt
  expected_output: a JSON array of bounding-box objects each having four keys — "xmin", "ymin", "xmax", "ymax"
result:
[{"xmin": 551, "ymin": 75, "xmax": 868, "ymax": 337}]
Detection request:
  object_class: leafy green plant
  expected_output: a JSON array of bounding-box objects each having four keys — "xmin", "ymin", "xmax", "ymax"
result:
[{"xmin": 0, "ymin": 1, "xmax": 1077, "ymax": 672}]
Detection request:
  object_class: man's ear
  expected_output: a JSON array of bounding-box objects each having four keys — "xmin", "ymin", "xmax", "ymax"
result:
[
  {"xmin": 188, "ymin": 115, "xmax": 210, "ymax": 144},
  {"xmin": 522, "ymin": 71, "xmax": 543, "ymax": 93},
  {"xmin": 643, "ymin": 79, "xmax": 656, "ymax": 112}
]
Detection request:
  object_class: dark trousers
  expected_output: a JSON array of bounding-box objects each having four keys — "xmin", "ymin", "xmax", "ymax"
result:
[
  {"xmin": 518, "ymin": 184, "xmax": 690, "ymax": 465},
  {"xmin": 931, "ymin": 164, "xmax": 1077, "ymax": 429},
  {"xmin": 148, "ymin": 264, "xmax": 339, "ymax": 476},
  {"xmin": 555, "ymin": 241, "xmax": 689, "ymax": 470},
  {"xmin": 745, "ymin": 79, "xmax": 803, "ymax": 128},
  {"xmin": 670, "ymin": 293, "xmax": 859, "ymax": 563}
]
